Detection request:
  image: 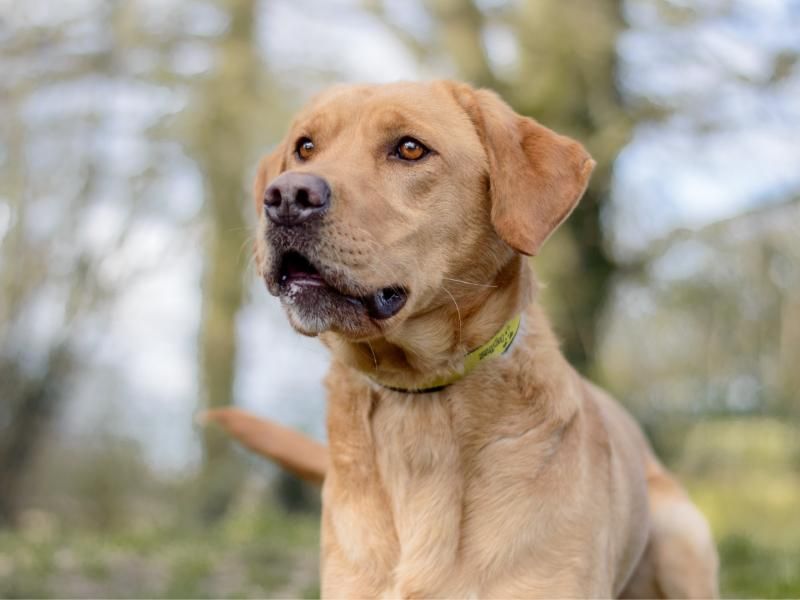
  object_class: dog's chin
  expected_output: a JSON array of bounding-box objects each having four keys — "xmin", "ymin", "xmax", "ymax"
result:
[
  {"xmin": 279, "ymin": 282, "xmax": 373, "ymax": 338},
  {"xmin": 267, "ymin": 251, "xmax": 408, "ymax": 339}
]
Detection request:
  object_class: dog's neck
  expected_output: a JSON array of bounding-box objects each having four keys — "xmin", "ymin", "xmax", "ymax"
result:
[{"xmin": 322, "ymin": 254, "xmax": 535, "ymax": 391}]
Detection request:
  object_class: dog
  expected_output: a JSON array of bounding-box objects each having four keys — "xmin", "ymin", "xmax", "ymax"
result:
[{"xmin": 205, "ymin": 80, "xmax": 719, "ymax": 598}]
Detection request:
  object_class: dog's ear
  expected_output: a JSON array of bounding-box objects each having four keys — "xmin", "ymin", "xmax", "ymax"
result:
[
  {"xmin": 252, "ymin": 145, "xmax": 286, "ymax": 212},
  {"xmin": 450, "ymin": 84, "xmax": 595, "ymax": 255}
]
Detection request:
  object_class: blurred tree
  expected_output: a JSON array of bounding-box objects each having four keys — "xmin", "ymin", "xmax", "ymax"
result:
[
  {"xmin": 0, "ymin": 3, "xmax": 124, "ymax": 525},
  {"xmin": 609, "ymin": 0, "xmax": 800, "ymax": 258},
  {"xmin": 180, "ymin": 0, "xmax": 272, "ymax": 521},
  {"xmin": 507, "ymin": 0, "xmax": 630, "ymax": 371},
  {"xmin": 599, "ymin": 198, "xmax": 800, "ymax": 427},
  {"xmin": 106, "ymin": 0, "xmax": 287, "ymax": 520},
  {"xmin": 371, "ymin": 0, "xmax": 631, "ymax": 370},
  {"xmin": 0, "ymin": 0, "xmax": 284, "ymax": 525},
  {"xmin": 602, "ymin": 0, "xmax": 800, "ymax": 423}
]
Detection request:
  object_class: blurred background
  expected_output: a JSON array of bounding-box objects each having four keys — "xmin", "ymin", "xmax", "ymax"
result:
[{"xmin": 1, "ymin": 0, "xmax": 798, "ymax": 597}]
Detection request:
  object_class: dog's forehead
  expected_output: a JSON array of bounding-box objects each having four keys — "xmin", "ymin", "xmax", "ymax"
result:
[{"xmin": 295, "ymin": 82, "xmax": 470, "ymax": 135}]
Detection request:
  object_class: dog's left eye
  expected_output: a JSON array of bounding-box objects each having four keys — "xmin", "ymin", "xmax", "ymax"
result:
[
  {"xmin": 393, "ymin": 137, "xmax": 429, "ymax": 161},
  {"xmin": 295, "ymin": 137, "xmax": 315, "ymax": 161}
]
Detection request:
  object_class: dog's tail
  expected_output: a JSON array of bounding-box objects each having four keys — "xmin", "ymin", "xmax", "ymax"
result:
[{"xmin": 199, "ymin": 408, "xmax": 327, "ymax": 485}]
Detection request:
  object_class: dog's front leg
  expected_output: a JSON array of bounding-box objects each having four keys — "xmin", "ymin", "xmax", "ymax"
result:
[{"xmin": 371, "ymin": 397, "xmax": 465, "ymax": 598}]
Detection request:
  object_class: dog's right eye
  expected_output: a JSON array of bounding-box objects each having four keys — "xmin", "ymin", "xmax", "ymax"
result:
[
  {"xmin": 295, "ymin": 137, "xmax": 315, "ymax": 160},
  {"xmin": 393, "ymin": 137, "xmax": 429, "ymax": 161}
]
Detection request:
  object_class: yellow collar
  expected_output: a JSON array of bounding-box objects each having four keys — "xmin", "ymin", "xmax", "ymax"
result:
[{"xmin": 371, "ymin": 314, "xmax": 522, "ymax": 394}]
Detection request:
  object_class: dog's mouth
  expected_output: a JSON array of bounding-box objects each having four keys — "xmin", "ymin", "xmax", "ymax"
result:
[{"xmin": 276, "ymin": 251, "xmax": 407, "ymax": 321}]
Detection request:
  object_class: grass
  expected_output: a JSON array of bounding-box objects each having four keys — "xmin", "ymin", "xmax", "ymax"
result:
[
  {"xmin": 678, "ymin": 417, "xmax": 800, "ymax": 598},
  {"xmin": 719, "ymin": 534, "xmax": 800, "ymax": 598},
  {"xmin": 1, "ymin": 416, "xmax": 798, "ymax": 598},
  {"xmin": 0, "ymin": 507, "xmax": 320, "ymax": 599}
]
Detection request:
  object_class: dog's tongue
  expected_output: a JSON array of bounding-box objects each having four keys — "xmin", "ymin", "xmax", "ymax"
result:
[{"xmin": 365, "ymin": 287, "xmax": 407, "ymax": 320}]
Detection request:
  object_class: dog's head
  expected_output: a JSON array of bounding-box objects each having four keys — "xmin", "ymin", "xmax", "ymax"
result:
[{"xmin": 253, "ymin": 81, "xmax": 594, "ymax": 341}]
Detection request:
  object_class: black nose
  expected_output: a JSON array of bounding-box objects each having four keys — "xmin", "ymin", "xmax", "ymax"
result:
[{"xmin": 264, "ymin": 172, "xmax": 331, "ymax": 226}]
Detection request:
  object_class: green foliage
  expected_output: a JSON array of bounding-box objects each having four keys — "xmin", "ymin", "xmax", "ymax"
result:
[
  {"xmin": 674, "ymin": 417, "xmax": 800, "ymax": 598},
  {"xmin": 0, "ymin": 508, "xmax": 320, "ymax": 599},
  {"xmin": 719, "ymin": 535, "xmax": 800, "ymax": 599}
]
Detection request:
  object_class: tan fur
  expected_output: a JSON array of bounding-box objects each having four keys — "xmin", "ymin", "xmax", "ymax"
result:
[{"xmin": 227, "ymin": 80, "xmax": 719, "ymax": 598}]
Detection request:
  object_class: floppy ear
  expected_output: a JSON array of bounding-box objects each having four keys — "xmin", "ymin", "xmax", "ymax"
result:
[
  {"xmin": 451, "ymin": 85, "xmax": 595, "ymax": 255},
  {"xmin": 252, "ymin": 145, "xmax": 286, "ymax": 212}
]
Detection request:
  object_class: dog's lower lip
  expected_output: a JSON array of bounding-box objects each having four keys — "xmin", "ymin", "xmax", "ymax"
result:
[{"xmin": 275, "ymin": 250, "xmax": 406, "ymax": 319}]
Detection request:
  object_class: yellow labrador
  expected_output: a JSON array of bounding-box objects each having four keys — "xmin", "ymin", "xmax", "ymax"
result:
[{"xmin": 207, "ymin": 80, "xmax": 718, "ymax": 598}]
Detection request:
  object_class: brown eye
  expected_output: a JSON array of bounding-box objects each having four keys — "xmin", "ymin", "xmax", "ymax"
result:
[
  {"xmin": 295, "ymin": 137, "xmax": 315, "ymax": 160},
  {"xmin": 394, "ymin": 137, "xmax": 429, "ymax": 161}
]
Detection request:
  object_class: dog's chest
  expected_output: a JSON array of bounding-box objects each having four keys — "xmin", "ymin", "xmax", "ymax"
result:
[
  {"xmin": 323, "ymin": 386, "xmax": 569, "ymax": 597},
  {"xmin": 325, "ymin": 393, "xmax": 465, "ymax": 595}
]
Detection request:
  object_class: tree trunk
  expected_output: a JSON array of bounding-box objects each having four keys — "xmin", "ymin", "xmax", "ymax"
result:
[
  {"xmin": 191, "ymin": 0, "xmax": 262, "ymax": 521},
  {"xmin": 0, "ymin": 350, "xmax": 70, "ymax": 527}
]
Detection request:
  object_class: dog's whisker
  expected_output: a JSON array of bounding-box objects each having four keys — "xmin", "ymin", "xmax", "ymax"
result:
[
  {"xmin": 442, "ymin": 277, "xmax": 498, "ymax": 288},
  {"xmin": 245, "ymin": 251, "xmax": 260, "ymax": 276},
  {"xmin": 365, "ymin": 340, "xmax": 379, "ymax": 372},
  {"xmin": 441, "ymin": 285, "xmax": 463, "ymax": 347},
  {"xmin": 237, "ymin": 234, "xmax": 256, "ymax": 268}
]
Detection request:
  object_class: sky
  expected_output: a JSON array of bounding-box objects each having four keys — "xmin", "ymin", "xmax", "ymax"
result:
[{"xmin": 612, "ymin": 0, "xmax": 800, "ymax": 256}]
